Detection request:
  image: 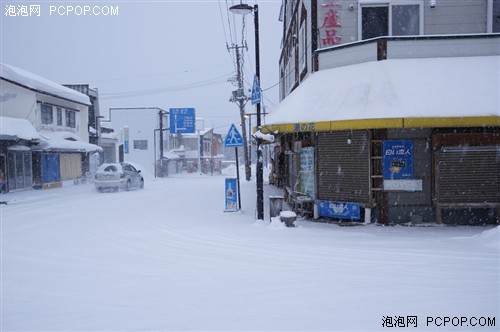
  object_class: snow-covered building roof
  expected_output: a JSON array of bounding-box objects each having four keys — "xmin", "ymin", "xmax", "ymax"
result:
[
  {"xmin": 36, "ymin": 130, "xmax": 101, "ymax": 153},
  {"xmin": 0, "ymin": 63, "xmax": 91, "ymax": 106},
  {"xmin": 264, "ymin": 56, "xmax": 500, "ymax": 133},
  {"xmin": 0, "ymin": 116, "xmax": 42, "ymax": 142}
]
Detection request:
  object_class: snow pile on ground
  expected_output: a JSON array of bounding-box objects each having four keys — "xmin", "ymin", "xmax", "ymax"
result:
[
  {"xmin": 1, "ymin": 172, "xmax": 498, "ymax": 331},
  {"xmin": 472, "ymin": 226, "xmax": 500, "ymax": 249}
]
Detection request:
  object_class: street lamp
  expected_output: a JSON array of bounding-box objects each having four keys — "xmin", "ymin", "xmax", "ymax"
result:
[{"xmin": 230, "ymin": 2, "xmax": 264, "ymax": 220}]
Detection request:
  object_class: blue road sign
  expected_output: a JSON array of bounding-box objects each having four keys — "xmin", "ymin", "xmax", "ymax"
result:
[
  {"xmin": 170, "ymin": 108, "xmax": 196, "ymax": 134},
  {"xmin": 251, "ymin": 75, "xmax": 261, "ymax": 105},
  {"xmin": 225, "ymin": 124, "xmax": 244, "ymax": 147}
]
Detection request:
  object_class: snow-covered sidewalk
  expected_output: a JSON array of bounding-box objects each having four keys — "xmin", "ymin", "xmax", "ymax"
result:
[{"xmin": 1, "ymin": 169, "xmax": 498, "ymax": 331}]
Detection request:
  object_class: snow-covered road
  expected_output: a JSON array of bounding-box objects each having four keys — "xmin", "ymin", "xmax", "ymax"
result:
[{"xmin": 1, "ymin": 169, "xmax": 498, "ymax": 331}]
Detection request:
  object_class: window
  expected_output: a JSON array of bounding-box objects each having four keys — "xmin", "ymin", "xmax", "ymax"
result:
[
  {"xmin": 57, "ymin": 108, "xmax": 63, "ymax": 126},
  {"xmin": 360, "ymin": 2, "xmax": 422, "ymax": 40},
  {"xmin": 299, "ymin": 20, "xmax": 307, "ymax": 72},
  {"xmin": 362, "ymin": 6, "xmax": 388, "ymax": 40},
  {"xmin": 41, "ymin": 104, "xmax": 53, "ymax": 125},
  {"xmin": 392, "ymin": 5, "xmax": 420, "ymax": 36},
  {"xmin": 133, "ymin": 140, "xmax": 148, "ymax": 150},
  {"xmin": 493, "ymin": 0, "xmax": 500, "ymax": 32},
  {"xmin": 65, "ymin": 109, "xmax": 76, "ymax": 128}
]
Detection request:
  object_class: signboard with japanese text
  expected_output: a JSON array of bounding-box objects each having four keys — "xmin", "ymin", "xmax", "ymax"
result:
[
  {"xmin": 383, "ymin": 140, "xmax": 414, "ymax": 179},
  {"xmin": 224, "ymin": 178, "xmax": 239, "ymax": 212},
  {"xmin": 169, "ymin": 108, "xmax": 195, "ymax": 134},
  {"xmin": 319, "ymin": 1, "xmax": 342, "ymax": 48},
  {"xmin": 317, "ymin": 200, "xmax": 361, "ymax": 220}
]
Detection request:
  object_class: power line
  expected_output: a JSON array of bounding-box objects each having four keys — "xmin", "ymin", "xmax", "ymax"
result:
[{"xmin": 100, "ymin": 74, "xmax": 231, "ymax": 100}]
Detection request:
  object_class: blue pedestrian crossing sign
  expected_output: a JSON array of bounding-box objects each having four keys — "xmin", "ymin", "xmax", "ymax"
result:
[
  {"xmin": 251, "ymin": 74, "xmax": 261, "ymax": 105},
  {"xmin": 225, "ymin": 124, "xmax": 244, "ymax": 147}
]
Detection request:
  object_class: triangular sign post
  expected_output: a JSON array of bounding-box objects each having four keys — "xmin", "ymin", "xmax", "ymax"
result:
[
  {"xmin": 251, "ymin": 74, "xmax": 261, "ymax": 105},
  {"xmin": 224, "ymin": 124, "xmax": 243, "ymax": 212},
  {"xmin": 225, "ymin": 124, "xmax": 244, "ymax": 147}
]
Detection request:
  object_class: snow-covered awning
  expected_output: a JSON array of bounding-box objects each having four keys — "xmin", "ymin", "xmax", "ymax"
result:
[
  {"xmin": 0, "ymin": 116, "xmax": 42, "ymax": 143},
  {"xmin": 263, "ymin": 56, "xmax": 500, "ymax": 133},
  {"xmin": 0, "ymin": 63, "xmax": 91, "ymax": 106},
  {"xmin": 36, "ymin": 131, "xmax": 102, "ymax": 153},
  {"xmin": 162, "ymin": 150, "xmax": 180, "ymax": 160}
]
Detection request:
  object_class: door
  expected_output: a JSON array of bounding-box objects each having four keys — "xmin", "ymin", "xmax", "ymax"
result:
[
  {"xmin": 0, "ymin": 154, "xmax": 6, "ymax": 192},
  {"xmin": 42, "ymin": 154, "xmax": 61, "ymax": 184}
]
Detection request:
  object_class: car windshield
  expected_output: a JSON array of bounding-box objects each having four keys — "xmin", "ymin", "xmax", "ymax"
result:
[{"xmin": 102, "ymin": 165, "xmax": 118, "ymax": 172}]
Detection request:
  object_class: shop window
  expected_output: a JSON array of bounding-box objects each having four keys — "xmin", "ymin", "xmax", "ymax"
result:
[
  {"xmin": 41, "ymin": 104, "xmax": 53, "ymax": 125},
  {"xmin": 7, "ymin": 151, "xmax": 32, "ymax": 191}
]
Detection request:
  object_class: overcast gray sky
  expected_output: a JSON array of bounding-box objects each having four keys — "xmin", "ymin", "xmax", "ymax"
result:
[{"xmin": 1, "ymin": 0, "xmax": 283, "ymax": 133}]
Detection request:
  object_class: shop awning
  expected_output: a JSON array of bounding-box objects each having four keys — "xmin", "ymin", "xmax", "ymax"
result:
[
  {"xmin": 0, "ymin": 116, "xmax": 41, "ymax": 144},
  {"xmin": 36, "ymin": 131, "xmax": 102, "ymax": 153},
  {"xmin": 263, "ymin": 56, "xmax": 500, "ymax": 133}
]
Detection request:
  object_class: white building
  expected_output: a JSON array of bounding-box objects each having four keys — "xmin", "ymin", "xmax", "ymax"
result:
[{"xmin": 0, "ymin": 63, "xmax": 100, "ymax": 191}]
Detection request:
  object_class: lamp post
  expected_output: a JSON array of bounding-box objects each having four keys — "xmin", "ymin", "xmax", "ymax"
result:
[
  {"xmin": 95, "ymin": 115, "xmax": 105, "ymax": 165},
  {"xmin": 230, "ymin": 2, "xmax": 264, "ymax": 220}
]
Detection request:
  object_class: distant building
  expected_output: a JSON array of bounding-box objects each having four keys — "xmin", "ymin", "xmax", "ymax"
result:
[
  {"xmin": 108, "ymin": 107, "xmax": 170, "ymax": 176},
  {"xmin": 170, "ymin": 129, "xmax": 225, "ymax": 173},
  {"xmin": 99, "ymin": 121, "xmax": 119, "ymax": 164},
  {"xmin": 265, "ymin": 0, "xmax": 500, "ymax": 224},
  {"xmin": 0, "ymin": 63, "xmax": 100, "ymax": 192}
]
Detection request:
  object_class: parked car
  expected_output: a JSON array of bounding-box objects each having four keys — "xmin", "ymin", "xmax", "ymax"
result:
[{"xmin": 95, "ymin": 162, "xmax": 144, "ymax": 192}]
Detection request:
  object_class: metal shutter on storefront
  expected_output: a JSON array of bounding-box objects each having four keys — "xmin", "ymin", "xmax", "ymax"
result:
[
  {"xmin": 317, "ymin": 131, "xmax": 370, "ymax": 203},
  {"xmin": 436, "ymin": 147, "xmax": 500, "ymax": 204}
]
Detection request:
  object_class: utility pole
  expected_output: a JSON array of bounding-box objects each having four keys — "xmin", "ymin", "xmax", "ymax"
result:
[
  {"xmin": 228, "ymin": 44, "xmax": 251, "ymax": 181},
  {"xmin": 254, "ymin": 4, "xmax": 264, "ymax": 220}
]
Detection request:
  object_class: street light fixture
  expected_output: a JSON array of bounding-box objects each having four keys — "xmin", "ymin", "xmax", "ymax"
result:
[{"xmin": 230, "ymin": 1, "xmax": 264, "ymax": 220}]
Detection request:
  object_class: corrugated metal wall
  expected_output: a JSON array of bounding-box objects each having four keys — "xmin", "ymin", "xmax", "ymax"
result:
[
  {"xmin": 317, "ymin": 131, "xmax": 370, "ymax": 204},
  {"xmin": 436, "ymin": 147, "xmax": 500, "ymax": 204}
]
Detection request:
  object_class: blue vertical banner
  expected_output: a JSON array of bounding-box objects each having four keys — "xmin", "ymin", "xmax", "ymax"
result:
[
  {"xmin": 383, "ymin": 140, "xmax": 414, "ymax": 179},
  {"xmin": 224, "ymin": 178, "xmax": 239, "ymax": 212}
]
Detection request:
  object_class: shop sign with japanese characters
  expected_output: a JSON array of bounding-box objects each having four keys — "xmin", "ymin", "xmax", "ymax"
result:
[
  {"xmin": 319, "ymin": 0, "xmax": 342, "ymax": 47},
  {"xmin": 383, "ymin": 140, "xmax": 414, "ymax": 179}
]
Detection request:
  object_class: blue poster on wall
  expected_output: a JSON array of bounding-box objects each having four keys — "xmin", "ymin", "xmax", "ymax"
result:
[
  {"xmin": 383, "ymin": 140, "xmax": 414, "ymax": 179},
  {"xmin": 317, "ymin": 200, "xmax": 361, "ymax": 220}
]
